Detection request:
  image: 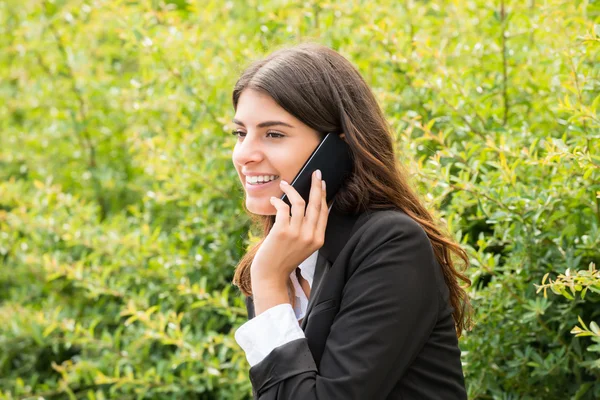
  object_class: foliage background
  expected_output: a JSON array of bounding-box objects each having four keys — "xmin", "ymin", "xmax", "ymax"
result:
[{"xmin": 1, "ymin": 0, "xmax": 599, "ymax": 399}]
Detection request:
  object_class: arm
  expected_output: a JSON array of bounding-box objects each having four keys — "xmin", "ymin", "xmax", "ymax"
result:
[
  {"xmin": 237, "ymin": 268, "xmax": 315, "ymax": 366},
  {"xmin": 248, "ymin": 213, "xmax": 441, "ymax": 399},
  {"xmin": 235, "ymin": 303, "xmax": 305, "ymax": 366}
]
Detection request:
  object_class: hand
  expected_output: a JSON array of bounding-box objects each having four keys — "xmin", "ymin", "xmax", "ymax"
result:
[{"xmin": 250, "ymin": 170, "xmax": 328, "ymax": 313}]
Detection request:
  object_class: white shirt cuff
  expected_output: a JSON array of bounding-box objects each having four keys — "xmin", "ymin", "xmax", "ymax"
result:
[{"xmin": 234, "ymin": 303, "xmax": 306, "ymax": 367}]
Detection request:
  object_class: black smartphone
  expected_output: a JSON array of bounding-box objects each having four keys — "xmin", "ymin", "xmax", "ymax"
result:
[{"xmin": 280, "ymin": 132, "xmax": 353, "ymax": 211}]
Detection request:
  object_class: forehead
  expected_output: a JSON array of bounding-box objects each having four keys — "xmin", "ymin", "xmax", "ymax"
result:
[{"xmin": 235, "ymin": 90, "xmax": 291, "ymax": 121}]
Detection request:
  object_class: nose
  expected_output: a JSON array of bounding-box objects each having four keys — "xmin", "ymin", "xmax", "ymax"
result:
[{"xmin": 232, "ymin": 133, "xmax": 264, "ymax": 167}]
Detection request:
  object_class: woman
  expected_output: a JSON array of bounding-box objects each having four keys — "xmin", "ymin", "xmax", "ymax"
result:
[{"xmin": 229, "ymin": 42, "xmax": 472, "ymax": 399}]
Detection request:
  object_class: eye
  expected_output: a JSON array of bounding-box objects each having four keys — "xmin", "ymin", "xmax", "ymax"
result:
[
  {"xmin": 266, "ymin": 131, "xmax": 285, "ymax": 138},
  {"xmin": 230, "ymin": 130, "xmax": 285, "ymax": 139}
]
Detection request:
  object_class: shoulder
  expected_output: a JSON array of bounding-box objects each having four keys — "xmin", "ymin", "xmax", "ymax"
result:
[
  {"xmin": 347, "ymin": 208, "xmax": 436, "ymax": 272},
  {"xmin": 342, "ymin": 208, "xmax": 441, "ymax": 304},
  {"xmin": 358, "ymin": 208, "xmax": 429, "ymax": 245}
]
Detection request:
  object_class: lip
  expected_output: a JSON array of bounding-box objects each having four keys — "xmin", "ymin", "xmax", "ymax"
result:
[
  {"xmin": 244, "ymin": 177, "xmax": 280, "ymax": 192},
  {"xmin": 242, "ymin": 172, "xmax": 279, "ymax": 176}
]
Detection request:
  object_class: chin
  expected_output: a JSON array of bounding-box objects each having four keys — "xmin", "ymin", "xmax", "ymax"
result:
[{"xmin": 245, "ymin": 197, "xmax": 277, "ymax": 216}]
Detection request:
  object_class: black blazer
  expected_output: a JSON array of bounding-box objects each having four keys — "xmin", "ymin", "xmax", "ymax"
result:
[{"xmin": 244, "ymin": 203, "xmax": 467, "ymax": 399}]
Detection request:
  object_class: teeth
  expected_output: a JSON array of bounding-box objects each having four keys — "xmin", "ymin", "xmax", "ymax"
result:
[{"xmin": 246, "ymin": 175, "xmax": 278, "ymax": 185}]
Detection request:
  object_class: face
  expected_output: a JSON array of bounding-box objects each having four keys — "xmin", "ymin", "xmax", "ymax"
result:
[{"xmin": 231, "ymin": 89, "xmax": 322, "ymax": 215}]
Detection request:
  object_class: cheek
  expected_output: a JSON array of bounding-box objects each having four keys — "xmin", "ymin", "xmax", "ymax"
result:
[
  {"xmin": 292, "ymin": 145, "xmax": 317, "ymax": 169},
  {"xmin": 273, "ymin": 155, "xmax": 296, "ymax": 176},
  {"xmin": 231, "ymin": 156, "xmax": 244, "ymax": 179},
  {"xmin": 279, "ymin": 157, "xmax": 304, "ymax": 181},
  {"xmin": 231, "ymin": 147, "xmax": 244, "ymax": 170}
]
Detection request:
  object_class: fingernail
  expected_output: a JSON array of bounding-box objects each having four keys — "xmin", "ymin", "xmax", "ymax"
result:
[
  {"xmin": 315, "ymin": 169, "xmax": 322, "ymax": 180},
  {"xmin": 280, "ymin": 180, "xmax": 288, "ymax": 186},
  {"xmin": 321, "ymin": 180, "xmax": 326, "ymax": 190}
]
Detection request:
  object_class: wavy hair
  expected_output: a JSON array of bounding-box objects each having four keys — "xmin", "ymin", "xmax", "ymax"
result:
[{"xmin": 231, "ymin": 43, "xmax": 472, "ymax": 336}]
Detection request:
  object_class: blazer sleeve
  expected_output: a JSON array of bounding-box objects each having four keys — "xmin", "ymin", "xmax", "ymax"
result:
[{"xmin": 247, "ymin": 212, "xmax": 441, "ymax": 399}]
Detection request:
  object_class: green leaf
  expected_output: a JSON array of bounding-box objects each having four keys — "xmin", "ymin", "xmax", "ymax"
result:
[
  {"xmin": 590, "ymin": 321, "xmax": 600, "ymax": 336},
  {"xmin": 559, "ymin": 287, "xmax": 574, "ymax": 300},
  {"xmin": 578, "ymin": 316, "xmax": 589, "ymax": 331}
]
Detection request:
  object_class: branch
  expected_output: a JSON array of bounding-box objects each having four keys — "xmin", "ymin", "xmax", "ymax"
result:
[{"xmin": 500, "ymin": 0, "xmax": 509, "ymax": 126}]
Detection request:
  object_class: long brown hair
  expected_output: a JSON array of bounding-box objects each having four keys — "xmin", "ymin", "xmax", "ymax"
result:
[{"xmin": 231, "ymin": 42, "xmax": 472, "ymax": 336}]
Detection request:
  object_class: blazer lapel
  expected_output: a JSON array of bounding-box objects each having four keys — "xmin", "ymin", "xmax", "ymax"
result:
[
  {"xmin": 300, "ymin": 251, "xmax": 331, "ymax": 330},
  {"xmin": 318, "ymin": 201, "xmax": 365, "ymax": 266}
]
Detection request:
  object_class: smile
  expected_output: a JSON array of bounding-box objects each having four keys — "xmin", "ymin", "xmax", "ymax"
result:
[
  {"xmin": 245, "ymin": 175, "xmax": 280, "ymax": 185},
  {"xmin": 244, "ymin": 176, "xmax": 280, "ymax": 191}
]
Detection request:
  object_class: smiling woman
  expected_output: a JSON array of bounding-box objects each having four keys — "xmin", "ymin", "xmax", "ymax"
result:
[
  {"xmin": 231, "ymin": 89, "xmax": 323, "ymax": 216},
  {"xmin": 229, "ymin": 42, "xmax": 472, "ymax": 400}
]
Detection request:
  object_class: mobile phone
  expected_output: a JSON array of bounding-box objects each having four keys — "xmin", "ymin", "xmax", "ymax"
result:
[{"xmin": 280, "ymin": 132, "xmax": 353, "ymax": 211}]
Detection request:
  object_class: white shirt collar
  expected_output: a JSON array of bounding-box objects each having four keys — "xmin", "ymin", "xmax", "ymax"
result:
[{"xmin": 298, "ymin": 250, "xmax": 319, "ymax": 287}]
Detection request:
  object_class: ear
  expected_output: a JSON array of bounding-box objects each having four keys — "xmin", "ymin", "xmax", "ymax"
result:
[{"xmin": 339, "ymin": 133, "xmax": 346, "ymax": 142}]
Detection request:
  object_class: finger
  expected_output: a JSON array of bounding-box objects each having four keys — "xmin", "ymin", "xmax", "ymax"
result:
[
  {"xmin": 279, "ymin": 180, "xmax": 305, "ymax": 231},
  {"xmin": 269, "ymin": 196, "xmax": 291, "ymax": 230},
  {"xmin": 314, "ymin": 179, "xmax": 328, "ymax": 246},
  {"xmin": 304, "ymin": 169, "xmax": 323, "ymax": 229}
]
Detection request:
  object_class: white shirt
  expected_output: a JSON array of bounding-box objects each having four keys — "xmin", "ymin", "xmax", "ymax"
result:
[{"xmin": 234, "ymin": 203, "xmax": 332, "ymax": 367}]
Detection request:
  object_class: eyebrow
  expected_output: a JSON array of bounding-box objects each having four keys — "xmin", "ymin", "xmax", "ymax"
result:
[{"xmin": 232, "ymin": 118, "xmax": 295, "ymax": 129}]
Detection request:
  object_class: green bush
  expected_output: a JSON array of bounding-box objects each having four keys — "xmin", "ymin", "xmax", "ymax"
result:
[{"xmin": 1, "ymin": 0, "xmax": 599, "ymax": 399}]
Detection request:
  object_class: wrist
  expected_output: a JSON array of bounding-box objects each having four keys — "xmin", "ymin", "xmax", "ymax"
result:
[
  {"xmin": 251, "ymin": 276, "xmax": 288, "ymax": 297},
  {"xmin": 251, "ymin": 268, "xmax": 289, "ymax": 291},
  {"xmin": 250, "ymin": 273, "xmax": 290, "ymax": 316}
]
